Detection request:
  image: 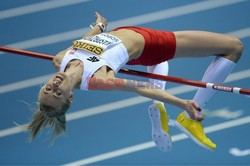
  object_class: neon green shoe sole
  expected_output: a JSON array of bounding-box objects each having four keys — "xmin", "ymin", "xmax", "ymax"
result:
[{"xmin": 148, "ymin": 103, "xmax": 172, "ymax": 152}]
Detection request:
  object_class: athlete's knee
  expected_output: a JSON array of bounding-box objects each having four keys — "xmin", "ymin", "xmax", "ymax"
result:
[
  {"xmin": 233, "ymin": 37, "xmax": 244, "ymax": 57},
  {"xmin": 226, "ymin": 36, "xmax": 244, "ymax": 63}
]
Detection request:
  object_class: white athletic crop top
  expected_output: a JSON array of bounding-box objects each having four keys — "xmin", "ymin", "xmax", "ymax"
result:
[{"xmin": 60, "ymin": 33, "xmax": 129, "ymax": 90}]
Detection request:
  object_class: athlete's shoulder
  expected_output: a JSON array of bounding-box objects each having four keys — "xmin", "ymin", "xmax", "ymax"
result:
[{"xmin": 53, "ymin": 47, "xmax": 72, "ymax": 71}]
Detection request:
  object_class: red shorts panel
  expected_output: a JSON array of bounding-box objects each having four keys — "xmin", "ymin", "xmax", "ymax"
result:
[{"xmin": 112, "ymin": 26, "xmax": 176, "ymax": 66}]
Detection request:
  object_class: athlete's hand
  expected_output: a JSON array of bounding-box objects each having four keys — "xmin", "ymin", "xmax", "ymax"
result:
[
  {"xmin": 95, "ymin": 12, "xmax": 107, "ymax": 27},
  {"xmin": 183, "ymin": 100, "xmax": 205, "ymax": 121}
]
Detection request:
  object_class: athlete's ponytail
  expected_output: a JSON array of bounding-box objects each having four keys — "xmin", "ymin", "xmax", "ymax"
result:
[{"xmin": 27, "ymin": 109, "xmax": 66, "ymax": 141}]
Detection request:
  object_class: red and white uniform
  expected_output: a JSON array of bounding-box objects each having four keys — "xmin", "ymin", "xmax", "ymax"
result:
[
  {"xmin": 60, "ymin": 33, "xmax": 129, "ymax": 90},
  {"xmin": 112, "ymin": 26, "xmax": 176, "ymax": 66}
]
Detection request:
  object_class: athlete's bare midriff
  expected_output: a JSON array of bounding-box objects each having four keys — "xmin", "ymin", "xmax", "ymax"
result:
[
  {"xmin": 54, "ymin": 29, "xmax": 146, "ymax": 79},
  {"xmin": 109, "ymin": 29, "xmax": 145, "ymax": 60}
]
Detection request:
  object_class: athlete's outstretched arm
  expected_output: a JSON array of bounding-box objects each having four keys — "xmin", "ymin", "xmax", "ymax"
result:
[
  {"xmin": 89, "ymin": 76, "xmax": 204, "ymax": 121},
  {"xmin": 52, "ymin": 12, "xmax": 107, "ymax": 71},
  {"xmin": 84, "ymin": 12, "xmax": 107, "ymax": 38}
]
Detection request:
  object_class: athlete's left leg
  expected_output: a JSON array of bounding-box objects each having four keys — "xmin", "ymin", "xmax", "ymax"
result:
[
  {"xmin": 172, "ymin": 30, "xmax": 244, "ymax": 150},
  {"xmin": 147, "ymin": 61, "xmax": 172, "ymax": 152},
  {"xmin": 173, "ymin": 30, "xmax": 243, "ymax": 113}
]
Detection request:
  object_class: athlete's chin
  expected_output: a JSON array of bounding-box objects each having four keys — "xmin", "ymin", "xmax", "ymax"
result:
[{"xmin": 56, "ymin": 72, "xmax": 66, "ymax": 81}]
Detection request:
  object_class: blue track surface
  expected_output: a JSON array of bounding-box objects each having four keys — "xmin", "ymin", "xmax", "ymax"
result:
[{"xmin": 0, "ymin": 0, "xmax": 250, "ymax": 165}]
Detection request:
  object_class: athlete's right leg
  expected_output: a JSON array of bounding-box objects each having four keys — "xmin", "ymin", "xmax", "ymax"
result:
[
  {"xmin": 147, "ymin": 61, "xmax": 169, "ymax": 106},
  {"xmin": 147, "ymin": 61, "xmax": 172, "ymax": 152},
  {"xmin": 172, "ymin": 31, "xmax": 243, "ymax": 150}
]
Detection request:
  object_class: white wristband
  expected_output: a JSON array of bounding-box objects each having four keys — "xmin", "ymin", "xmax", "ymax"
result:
[{"xmin": 90, "ymin": 22, "xmax": 106, "ymax": 32}]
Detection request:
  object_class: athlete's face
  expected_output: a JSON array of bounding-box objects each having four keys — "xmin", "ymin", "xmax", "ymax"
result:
[{"xmin": 39, "ymin": 72, "xmax": 73, "ymax": 117}]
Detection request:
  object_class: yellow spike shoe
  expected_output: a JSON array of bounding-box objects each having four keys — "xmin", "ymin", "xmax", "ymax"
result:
[
  {"xmin": 148, "ymin": 103, "xmax": 172, "ymax": 152},
  {"xmin": 175, "ymin": 112, "xmax": 216, "ymax": 150}
]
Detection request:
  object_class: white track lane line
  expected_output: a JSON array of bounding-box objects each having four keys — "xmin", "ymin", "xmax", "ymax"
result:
[
  {"xmin": 0, "ymin": 0, "xmax": 246, "ymax": 50},
  {"xmin": 0, "ymin": 28, "xmax": 250, "ymax": 94},
  {"xmin": 0, "ymin": 0, "xmax": 91, "ymax": 20},
  {"xmin": 63, "ymin": 116, "xmax": 250, "ymax": 165},
  {"xmin": 0, "ymin": 69, "xmax": 249, "ymax": 138},
  {"xmin": 0, "ymin": 74, "xmax": 53, "ymax": 94}
]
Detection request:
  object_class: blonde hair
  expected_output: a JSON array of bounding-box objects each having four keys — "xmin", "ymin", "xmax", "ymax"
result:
[{"xmin": 26, "ymin": 86, "xmax": 71, "ymax": 141}]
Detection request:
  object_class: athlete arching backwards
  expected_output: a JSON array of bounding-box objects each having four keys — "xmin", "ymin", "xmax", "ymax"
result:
[{"xmin": 27, "ymin": 12, "xmax": 243, "ymax": 151}]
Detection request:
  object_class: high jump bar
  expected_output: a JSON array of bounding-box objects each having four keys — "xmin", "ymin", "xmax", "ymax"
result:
[{"xmin": 0, "ymin": 45, "xmax": 249, "ymax": 95}]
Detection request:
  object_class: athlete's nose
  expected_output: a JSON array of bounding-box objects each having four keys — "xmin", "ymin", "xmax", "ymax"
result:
[{"xmin": 53, "ymin": 80, "xmax": 60, "ymax": 87}]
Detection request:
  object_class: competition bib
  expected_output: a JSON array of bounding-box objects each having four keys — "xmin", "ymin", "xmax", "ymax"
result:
[{"xmin": 72, "ymin": 33, "xmax": 122, "ymax": 56}]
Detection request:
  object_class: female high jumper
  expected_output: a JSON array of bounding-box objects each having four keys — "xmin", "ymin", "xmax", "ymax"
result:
[{"xmin": 27, "ymin": 12, "xmax": 243, "ymax": 152}]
